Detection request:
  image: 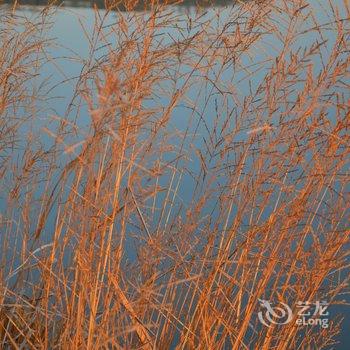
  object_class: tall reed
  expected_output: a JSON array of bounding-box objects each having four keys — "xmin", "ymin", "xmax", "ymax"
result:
[{"xmin": 0, "ymin": 0, "xmax": 349, "ymax": 348}]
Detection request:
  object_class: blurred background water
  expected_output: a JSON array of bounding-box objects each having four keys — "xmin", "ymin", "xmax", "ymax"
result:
[{"xmin": 1, "ymin": 1, "xmax": 349, "ymax": 348}]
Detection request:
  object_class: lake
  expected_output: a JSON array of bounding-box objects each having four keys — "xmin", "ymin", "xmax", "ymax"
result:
[{"xmin": 0, "ymin": 0, "xmax": 349, "ymax": 349}]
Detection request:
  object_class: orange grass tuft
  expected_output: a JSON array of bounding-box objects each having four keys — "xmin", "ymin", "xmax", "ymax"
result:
[{"xmin": 0, "ymin": 0, "xmax": 349, "ymax": 348}]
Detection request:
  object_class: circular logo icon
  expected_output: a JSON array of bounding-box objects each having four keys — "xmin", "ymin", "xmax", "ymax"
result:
[{"xmin": 258, "ymin": 299, "xmax": 293, "ymax": 327}]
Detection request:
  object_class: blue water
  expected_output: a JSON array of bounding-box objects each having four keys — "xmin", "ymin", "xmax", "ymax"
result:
[{"xmin": 1, "ymin": 1, "xmax": 349, "ymax": 348}]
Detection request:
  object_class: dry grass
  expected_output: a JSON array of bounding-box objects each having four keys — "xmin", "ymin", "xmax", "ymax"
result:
[{"xmin": 0, "ymin": 0, "xmax": 349, "ymax": 348}]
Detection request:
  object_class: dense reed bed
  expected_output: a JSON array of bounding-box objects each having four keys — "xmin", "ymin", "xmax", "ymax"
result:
[{"xmin": 0, "ymin": 0, "xmax": 349, "ymax": 348}]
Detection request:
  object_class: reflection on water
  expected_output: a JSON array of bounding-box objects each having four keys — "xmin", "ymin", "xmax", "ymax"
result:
[
  {"xmin": 3, "ymin": 0, "xmax": 230, "ymax": 10},
  {"xmin": 1, "ymin": 1, "xmax": 349, "ymax": 348}
]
